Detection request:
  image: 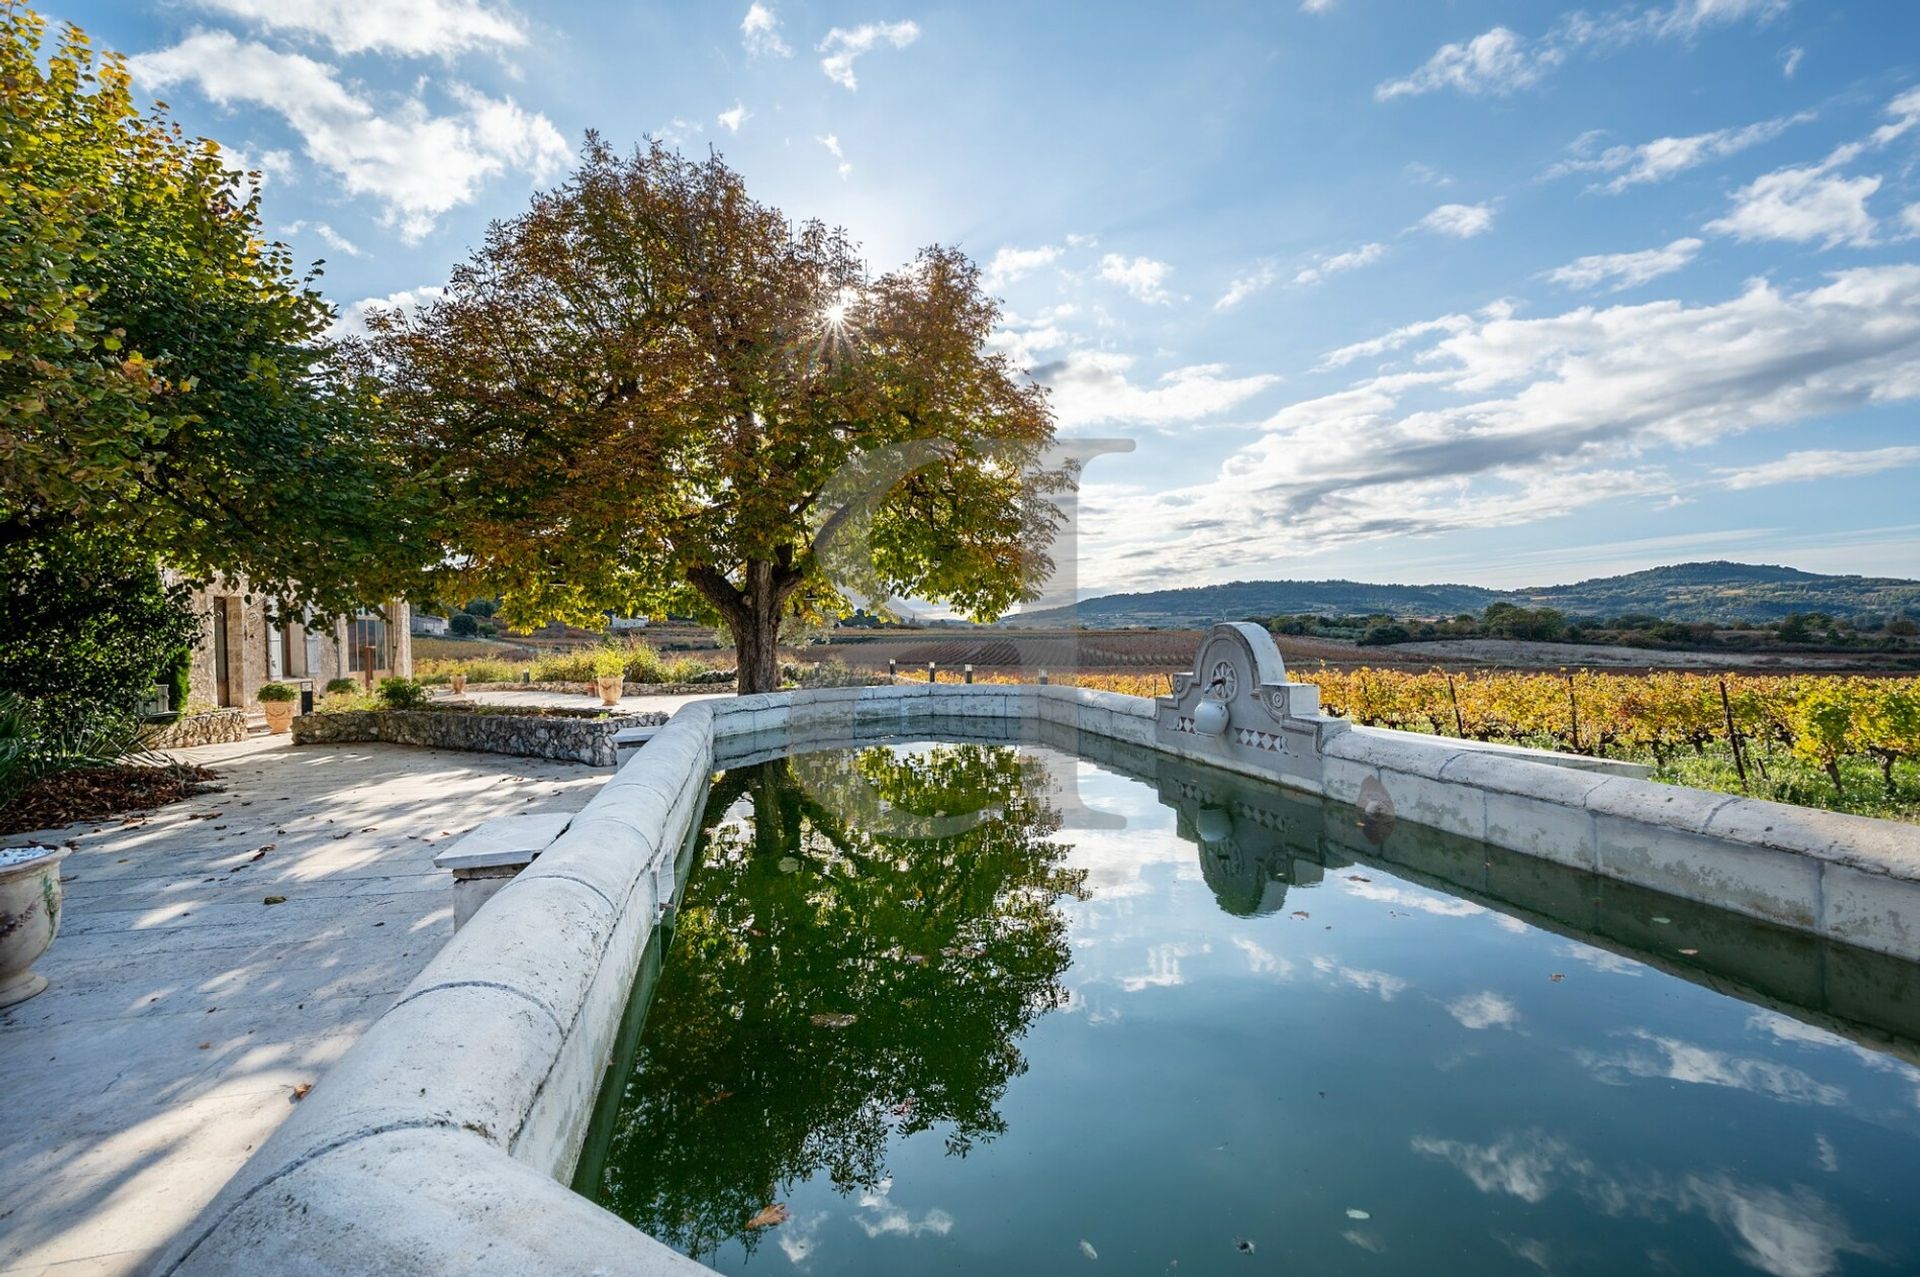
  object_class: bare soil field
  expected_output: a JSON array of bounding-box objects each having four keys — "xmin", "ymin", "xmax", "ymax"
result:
[{"xmin": 804, "ymin": 627, "xmax": 1920, "ymax": 677}]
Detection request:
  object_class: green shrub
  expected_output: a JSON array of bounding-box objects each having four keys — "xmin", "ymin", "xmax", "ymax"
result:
[
  {"xmin": 590, "ymin": 647, "xmax": 628, "ymax": 680},
  {"xmin": 324, "ymin": 678, "xmax": 360, "ymax": 696},
  {"xmin": 0, "ymin": 531, "xmax": 197, "ymax": 747},
  {"xmin": 162, "ymin": 647, "xmax": 192, "ymax": 722},
  {"xmin": 530, "ymin": 650, "xmax": 598, "ymax": 682},
  {"xmin": 257, "ymin": 682, "xmax": 298, "ymax": 703},
  {"xmin": 377, "ymin": 677, "xmax": 432, "ymax": 710}
]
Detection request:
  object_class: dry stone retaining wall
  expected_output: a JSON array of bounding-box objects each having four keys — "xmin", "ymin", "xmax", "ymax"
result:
[
  {"xmin": 293, "ymin": 708, "xmax": 668, "ymax": 766},
  {"xmin": 145, "ymin": 710, "xmax": 247, "ymax": 750}
]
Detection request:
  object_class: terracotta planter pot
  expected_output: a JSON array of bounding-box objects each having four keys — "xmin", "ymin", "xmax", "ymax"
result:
[
  {"xmin": 450, "ymin": 674, "xmax": 467, "ymax": 696},
  {"xmin": 262, "ymin": 701, "xmax": 295, "ymax": 734},
  {"xmin": 0, "ymin": 845, "xmax": 71, "ymax": 1008},
  {"xmin": 596, "ymin": 674, "xmax": 622, "ymax": 706}
]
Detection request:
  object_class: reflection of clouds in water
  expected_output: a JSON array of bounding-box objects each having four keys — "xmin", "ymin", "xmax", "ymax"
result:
[
  {"xmin": 1497, "ymin": 1233, "xmax": 1553, "ymax": 1273},
  {"xmin": 1493, "ymin": 914, "xmax": 1532, "ymax": 935},
  {"xmin": 1579, "ymin": 1029, "xmax": 1848, "ymax": 1108},
  {"xmin": 852, "ymin": 1178, "xmax": 954, "ymax": 1240},
  {"xmin": 777, "ymin": 1211, "xmax": 828, "ymax": 1266},
  {"xmin": 1232, "ymin": 935, "xmax": 1293, "ymax": 977},
  {"xmin": 1342, "ymin": 877, "xmax": 1486, "ymax": 918},
  {"xmin": 1447, "ymin": 990, "xmax": 1520, "ymax": 1030},
  {"xmin": 1748, "ymin": 1011, "xmax": 1920, "ymax": 1106},
  {"xmin": 1814, "ymin": 1134, "xmax": 1839, "ymax": 1174},
  {"xmin": 1342, "ymin": 1228, "xmax": 1387, "ymax": 1253},
  {"xmin": 1412, "ymin": 1130, "xmax": 1578, "ymax": 1203},
  {"xmin": 1557, "ymin": 940, "xmax": 1645, "ymax": 976},
  {"xmin": 1414, "ymin": 1129, "xmax": 1881, "ymax": 1277},
  {"xmin": 1059, "ymin": 822, "xmax": 1201, "ymax": 903},
  {"xmin": 1119, "ymin": 941, "xmax": 1210, "ymax": 991},
  {"xmin": 1311, "ymin": 955, "xmax": 1408, "ymax": 1001}
]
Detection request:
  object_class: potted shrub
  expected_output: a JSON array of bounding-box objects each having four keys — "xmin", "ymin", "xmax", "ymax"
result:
[
  {"xmin": 449, "ymin": 670, "xmax": 468, "ymax": 696},
  {"xmin": 0, "ymin": 845, "xmax": 71, "ymax": 1007},
  {"xmin": 590, "ymin": 648, "xmax": 626, "ymax": 706},
  {"xmin": 257, "ymin": 682, "xmax": 298, "ymax": 734}
]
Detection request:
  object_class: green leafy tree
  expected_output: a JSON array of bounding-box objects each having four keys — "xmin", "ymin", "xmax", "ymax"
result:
[
  {"xmin": 360, "ymin": 138, "xmax": 1069, "ymax": 692},
  {"xmin": 0, "ymin": 6, "xmax": 431, "ymax": 616},
  {"xmin": 587, "ymin": 744, "xmax": 1087, "ymax": 1260},
  {"xmin": 0, "ymin": 531, "xmax": 196, "ymax": 743}
]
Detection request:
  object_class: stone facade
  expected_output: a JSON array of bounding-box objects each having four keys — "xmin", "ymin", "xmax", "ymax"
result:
[
  {"xmin": 293, "ymin": 708, "xmax": 669, "ymax": 767},
  {"xmin": 180, "ymin": 577, "xmax": 411, "ymax": 715}
]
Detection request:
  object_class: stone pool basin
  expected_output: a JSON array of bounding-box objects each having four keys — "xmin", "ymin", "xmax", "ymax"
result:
[{"xmin": 151, "ymin": 667, "xmax": 1920, "ymax": 1275}]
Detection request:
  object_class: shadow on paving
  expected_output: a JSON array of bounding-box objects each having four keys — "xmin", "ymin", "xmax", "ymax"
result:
[{"xmin": 0, "ymin": 738, "xmax": 609, "ymax": 1277}]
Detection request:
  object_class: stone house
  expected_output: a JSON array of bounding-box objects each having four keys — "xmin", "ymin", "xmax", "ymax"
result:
[{"xmin": 182, "ymin": 578, "xmax": 412, "ymax": 714}]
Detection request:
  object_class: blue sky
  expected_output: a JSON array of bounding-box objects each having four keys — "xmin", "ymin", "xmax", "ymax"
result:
[{"xmin": 54, "ymin": 0, "xmax": 1920, "ymax": 595}]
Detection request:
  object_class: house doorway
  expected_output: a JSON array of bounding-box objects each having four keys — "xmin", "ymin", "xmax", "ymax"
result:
[{"xmin": 212, "ymin": 597, "xmax": 233, "ymax": 707}]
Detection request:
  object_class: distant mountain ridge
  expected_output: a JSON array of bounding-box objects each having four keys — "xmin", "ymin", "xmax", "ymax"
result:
[{"xmin": 1007, "ymin": 562, "xmax": 1920, "ymax": 627}]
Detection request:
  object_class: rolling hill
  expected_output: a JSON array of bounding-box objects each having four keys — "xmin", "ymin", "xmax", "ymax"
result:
[{"xmin": 1006, "ymin": 562, "xmax": 1920, "ymax": 628}]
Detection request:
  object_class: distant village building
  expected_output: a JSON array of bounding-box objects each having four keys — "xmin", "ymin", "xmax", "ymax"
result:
[
  {"xmin": 410, "ymin": 613, "xmax": 450, "ymax": 637},
  {"xmin": 179, "ymin": 575, "xmax": 412, "ymax": 713},
  {"xmin": 607, "ymin": 615, "xmax": 651, "ymax": 632}
]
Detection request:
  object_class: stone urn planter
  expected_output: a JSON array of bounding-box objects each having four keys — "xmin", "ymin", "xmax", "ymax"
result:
[
  {"xmin": 258, "ymin": 682, "xmax": 299, "ymax": 735},
  {"xmin": 595, "ymin": 674, "xmax": 622, "ymax": 707},
  {"xmin": 0, "ymin": 845, "xmax": 71, "ymax": 1008},
  {"xmin": 450, "ymin": 673, "xmax": 467, "ymax": 696}
]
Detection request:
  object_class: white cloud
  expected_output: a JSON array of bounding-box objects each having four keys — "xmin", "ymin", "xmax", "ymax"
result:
[
  {"xmin": 1707, "ymin": 163, "xmax": 1880, "ymax": 249},
  {"xmin": 1781, "ymin": 45, "xmax": 1804, "ymax": 76},
  {"xmin": 1446, "ymin": 991, "xmax": 1520, "ymax": 1029},
  {"xmin": 716, "ymin": 101, "xmax": 749, "ymax": 132},
  {"xmin": 328, "ymin": 284, "xmax": 446, "ymax": 340},
  {"xmin": 985, "ymin": 244, "xmax": 1062, "ymax": 289},
  {"xmin": 740, "ymin": 2, "xmax": 792, "ymax": 58},
  {"xmin": 1718, "ymin": 446, "xmax": 1920, "ymax": 489},
  {"xmin": 1318, "ymin": 311, "xmax": 1484, "ymax": 369},
  {"xmin": 1416, "ymin": 202, "xmax": 1495, "ymax": 238},
  {"xmin": 1871, "ymin": 85, "xmax": 1920, "ymax": 146},
  {"xmin": 1905, "ymin": 203, "xmax": 1920, "ymax": 237},
  {"xmin": 1029, "ymin": 350, "xmax": 1279, "ymax": 427},
  {"xmin": 1294, "ymin": 242, "xmax": 1386, "ymax": 286},
  {"xmin": 816, "ymin": 133, "xmax": 853, "ymax": 179},
  {"xmin": 1078, "ymin": 265, "xmax": 1920, "ymax": 583},
  {"xmin": 285, "ymin": 220, "xmax": 362, "ymax": 257},
  {"xmin": 818, "ymin": 20, "xmax": 919, "ymax": 90},
  {"xmin": 188, "ymin": 0, "xmax": 524, "ymax": 57},
  {"xmin": 1300, "ymin": 0, "xmax": 1338, "ymax": 11},
  {"xmin": 1099, "ymin": 253, "xmax": 1176, "ymax": 304},
  {"xmin": 1546, "ymin": 237, "xmax": 1703, "ymax": 290},
  {"xmin": 1215, "ymin": 261, "xmax": 1282, "ymax": 310},
  {"xmin": 214, "ymin": 142, "xmax": 295, "ymax": 193},
  {"xmin": 129, "ymin": 32, "xmax": 567, "ymax": 242},
  {"xmin": 1344, "ymin": 878, "xmax": 1487, "ymax": 917},
  {"xmin": 1380, "ymin": 2, "xmax": 1785, "ymax": 100},
  {"xmin": 1549, "ymin": 112, "xmax": 1812, "ymax": 193},
  {"xmin": 1377, "ymin": 27, "xmax": 1554, "ymax": 100}
]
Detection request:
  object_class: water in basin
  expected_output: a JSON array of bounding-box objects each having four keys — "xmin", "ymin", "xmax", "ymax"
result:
[{"xmin": 574, "ymin": 740, "xmax": 1920, "ymax": 1276}]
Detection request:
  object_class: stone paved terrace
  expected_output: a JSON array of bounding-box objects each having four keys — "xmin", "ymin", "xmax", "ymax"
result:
[{"xmin": 0, "ymin": 735, "xmax": 619, "ymax": 1276}]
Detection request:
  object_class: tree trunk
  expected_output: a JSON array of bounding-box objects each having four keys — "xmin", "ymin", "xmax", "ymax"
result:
[
  {"xmin": 689, "ymin": 557, "xmax": 798, "ymax": 696},
  {"xmin": 733, "ymin": 611, "xmax": 782, "ymax": 694}
]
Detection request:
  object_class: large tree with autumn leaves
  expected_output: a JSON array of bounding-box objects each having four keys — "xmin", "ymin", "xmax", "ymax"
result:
[{"xmin": 360, "ymin": 136, "xmax": 1069, "ymax": 693}]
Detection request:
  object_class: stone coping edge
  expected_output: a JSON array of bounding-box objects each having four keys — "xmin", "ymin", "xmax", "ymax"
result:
[{"xmin": 156, "ymin": 683, "xmax": 1920, "ymax": 1276}]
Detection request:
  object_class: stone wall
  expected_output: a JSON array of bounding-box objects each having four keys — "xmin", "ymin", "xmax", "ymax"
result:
[
  {"xmin": 292, "ymin": 708, "xmax": 668, "ymax": 766},
  {"xmin": 145, "ymin": 710, "xmax": 247, "ymax": 750}
]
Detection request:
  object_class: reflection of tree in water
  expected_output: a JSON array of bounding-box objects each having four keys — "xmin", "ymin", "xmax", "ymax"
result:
[{"xmin": 592, "ymin": 744, "xmax": 1089, "ymax": 1261}]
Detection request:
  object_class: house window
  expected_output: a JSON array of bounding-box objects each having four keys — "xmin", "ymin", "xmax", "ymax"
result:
[{"xmin": 347, "ymin": 615, "xmax": 388, "ymax": 673}]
